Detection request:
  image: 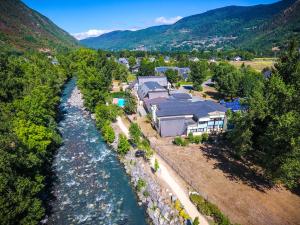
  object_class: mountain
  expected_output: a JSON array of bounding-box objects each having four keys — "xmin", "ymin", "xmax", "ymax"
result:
[
  {"xmin": 0, "ymin": 0, "xmax": 78, "ymax": 51},
  {"xmin": 81, "ymin": 0, "xmax": 300, "ymax": 53}
]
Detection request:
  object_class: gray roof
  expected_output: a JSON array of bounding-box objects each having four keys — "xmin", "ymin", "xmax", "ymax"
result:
[
  {"xmin": 138, "ymin": 81, "xmax": 167, "ymax": 99},
  {"xmin": 138, "ymin": 76, "xmax": 168, "ymax": 87},
  {"xmin": 156, "ymin": 100, "xmax": 227, "ymax": 119},
  {"xmin": 170, "ymin": 93, "xmax": 192, "ymax": 100}
]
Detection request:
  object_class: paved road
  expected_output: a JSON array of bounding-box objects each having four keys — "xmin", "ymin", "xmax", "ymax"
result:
[{"xmin": 116, "ymin": 116, "xmax": 209, "ymax": 224}]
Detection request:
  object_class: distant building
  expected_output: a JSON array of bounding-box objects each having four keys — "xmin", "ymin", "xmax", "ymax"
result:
[
  {"xmin": 233, "ymin": 56, "xmax": 242, "ymax": 61},
  {"xmin": 189, "ymin": 57, "xmax": 199, "ymax": 62},
  {"xmin": 149, "ymin": 57, "xmax": 156, "ymax": 63},
  {"xmin": 164, "ymin": 56, "xmax": 170, "ymax": 63},
  {"xmin": 155, "ymin": 67, "xmax": 190, "ymax": 80},
  {"xmin": 131, "ymin": 65, "xmax": 140, "ymax": 73},
  {"xmin": 118, "ymin": 58, "xmax": 129, "ymax": 68},
  {"xmin": 51, "ymin": 58, "xmax": 59, "ymax": 65}
]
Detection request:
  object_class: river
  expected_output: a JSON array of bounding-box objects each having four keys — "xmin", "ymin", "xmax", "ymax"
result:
[{"xmin": 47, "ymin": 79, "xmax": 147, "ymax": 225}]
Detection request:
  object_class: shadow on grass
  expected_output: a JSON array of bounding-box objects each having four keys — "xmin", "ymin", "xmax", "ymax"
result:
[{"xmin": 200, "ymin": 144, "xmax": 273, "ymax": 192}]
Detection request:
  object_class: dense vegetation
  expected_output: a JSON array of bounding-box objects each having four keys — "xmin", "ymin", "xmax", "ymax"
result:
[
  {"xmin": 81, "ymin": 0, "xmax": 299, "ymax": 54},
  {"xmin": 0, "ymin": 0, "xmax": 78, "ymax": 51},
  {"xmin": 211, "ymin": 41, "xmax": 300, "ymax": 189},
  {"xmin": 0, "ymin": 51, "xmax": 69, "ymax": 225}
]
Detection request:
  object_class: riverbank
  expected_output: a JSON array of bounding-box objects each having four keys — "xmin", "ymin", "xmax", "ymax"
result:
[
  {"xmin": 116, "ymin": 116, "xmax": 209, "ymax": 225},
  {"xmin": 48, "ymin": 80, "xmax": 147, "ymax": 224},
  {"xmin": 111, "ymin": 121, "xmax": 185, "ymax": 225}
]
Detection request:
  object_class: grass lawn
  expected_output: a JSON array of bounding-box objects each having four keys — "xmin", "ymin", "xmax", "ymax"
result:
[
  {"xmin": 229, "ymin": 58, "xmax": 276, "ymax": 72},
  {"xmin": 127, "ymin": 73, "xmax": 136, "ymax": 82}
]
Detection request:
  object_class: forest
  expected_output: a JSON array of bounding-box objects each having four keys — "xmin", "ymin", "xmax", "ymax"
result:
[{"xmin": 0, "ymin": 51, "xmax": 69, "ymax": 224}]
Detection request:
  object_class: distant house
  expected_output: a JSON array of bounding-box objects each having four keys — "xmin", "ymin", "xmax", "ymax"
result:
[
  {"xmin": 164, "ymin": 56, "xmax": 170, "ymax": 63},
  {"xmin": 149, "ymin": 57, "xmax": 156, "ymax": 63},
  {"xmin": 233, "ymin": 56, "xmax": 242, "ymax": 61},
  {"xmin": 155, "ymin": 67, "xmax": 190, "ymax": 80},
  {"xmin": 150, "ymin": 99, "xmax": 227, "ymax": 137},
  {"xmin": 131, "ymin": 65, "xmax": 140, "ymax": 73},
  {"xmin": 189, "ymin": 57, "xmax": 199, "ymax": 62},
  {"xmin": 51, "ymin": 58, "xmax": 59, "ymax": 65},
  {"xmin": 118, "ymin": 58, "xmax": 129, "ymax": 68}
]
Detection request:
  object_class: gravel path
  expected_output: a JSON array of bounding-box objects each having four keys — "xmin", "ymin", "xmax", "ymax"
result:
[{"xmin": 117, "ymin": 116, "xmax": 209, "ymax": 224}]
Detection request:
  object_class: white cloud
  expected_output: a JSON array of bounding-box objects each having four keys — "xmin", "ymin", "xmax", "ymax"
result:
[
  {"xmin": 72, "ymin": 29, "xmax": 113, "ymax": 40},
  {"xmin": 154, "ymin": 16, "xmax": 183, "ymax": 25}
]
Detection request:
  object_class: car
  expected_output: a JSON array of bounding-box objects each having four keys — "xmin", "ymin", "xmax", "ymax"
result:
[
  {"xmin": 128, "ymin": 139, "xmax": 137, "ymax": 148},
  {"xmin": 135, "ymin": 150, "xmax": 145, "ymax": 158}
]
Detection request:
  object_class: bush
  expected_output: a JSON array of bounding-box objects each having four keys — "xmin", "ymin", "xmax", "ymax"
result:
[
  {"xmin": 188, "ymin": 132, "xmax": 194, "ymax": 143},
  {"xmin": 190, "ymin": 194, "xmax": 234, "ymax": 225},
  {"xmin": 194, "ymin": 135, "xmax": 202, "ymax": 144},
  {"xmin": 117, "ymin": 134, "xmax": 130, "ymax": 155},
  {"xmin": 95, "ymin": 103, "xmax": 120, "ymax": 125},
  {"xmin": 173, "ymin": 137, "xmax": 189, "ymax": 146},
  {"xmin": 193, "ymin": 217, "xmax": 200, "ymax": 225},
  {"xmin": 101, "ymin": 120, "xmax": 115, "ymax": 143},
  {"xmin": 179, "ymin": 209, "xmax": 190, "ymax": 220},
  {"xmin": 129, "ymin": 123, "xmax": 142, "ymax": 145},
  {"xmin": 154, "ymin": 159, "xmax": 159, "ymax": 172},
  {"xmin": 137, "ymin": 178, "xmax": 146, "ymax": 192},
  {"xmin": 201, "ymin": 133, "xmax": 209, "ymax": 143}
]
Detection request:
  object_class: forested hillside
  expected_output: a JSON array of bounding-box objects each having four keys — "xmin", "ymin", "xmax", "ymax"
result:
[
  {"xmin": 0, "ymin": 0, "xmax": 78, "ymax": 51},
  {"xmin": 81, "ymin": 0, "xmax": 300, "ymax": 54}
]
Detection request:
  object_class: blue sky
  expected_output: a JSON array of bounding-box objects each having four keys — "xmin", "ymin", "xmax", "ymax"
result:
[{"xmin": 22, "ymin": 0, "xmax": 278, "ymax": 40}]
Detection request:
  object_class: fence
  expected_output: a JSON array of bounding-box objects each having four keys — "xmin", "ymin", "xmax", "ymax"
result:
[{"xmin": 150, "ymin": 141, "xmax": 210, "ymax": 202}]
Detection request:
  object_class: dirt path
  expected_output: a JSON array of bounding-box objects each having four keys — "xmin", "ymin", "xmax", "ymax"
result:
[{"xmin": 116, "ymin": 116, "xmax": 209, "ymax": 224}]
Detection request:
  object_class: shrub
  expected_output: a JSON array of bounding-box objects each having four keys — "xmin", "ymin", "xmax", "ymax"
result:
[
  {"xmin": 137, "ymin": 178, "xmax": 146, "ymax": 192},
  {"xmin": 154, "ymin": 159, "xmax": 159, "ymax": 172},
  {"xmin": 193, "ymin": 217, "xmax": 200, "ymax": 225},
  {"xmin": 117, "ymin": 134, "xmax": 130, "ymax": 155},
  {"xmin": 190, "ymin": 194, "xmax": 234, "ymax": 225},
  {"xmin": 173, "ymin": 137, "xmax": 189, "ymax": 146},
  {"xmin": 101, "ymin": 121, "xmax": 115, "ymax": 143},
  {"xmin": 193, "ymin": 135, "xmax": 202, "ymax": 144},
  {"xmin": 143, "ymin": 190, "xmax": 150, "ymax": 197},
  {"xmin": 188, "ymin": 132, "xmax": 194, "ymax": 143},
  {"xmin": 129, "ymin": 123, "xmax": 142, "ymax": 145},
  {"xmin": 201, "ymin": 133, "xmax": 209, "ymax": 143},
  {"xmin": 179, "ymin": 209, "xmax": 190, "ymax": 220}
]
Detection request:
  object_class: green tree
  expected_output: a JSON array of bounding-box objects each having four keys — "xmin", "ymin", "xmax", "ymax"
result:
[
  {"xmin": 165, "ymin": 69, "xmax": 180, "ymax": 85},
  {"xmin": 190, "ymin": 61, "xmax": 211, "ymax": 91},
  {"xmin": 129, "ymin": 123, "xmax": 142, "ymax": 145},
  {"xmin": 101, "ymin": 121, "xmax": 115, "ymax": 144},
  {"xmin": 128, "ymin": 56, "xmax": 136, "ymax": 69},
  {"xmin": 118, "ymin": 134, "xmax": 130, "ymax": 155}
]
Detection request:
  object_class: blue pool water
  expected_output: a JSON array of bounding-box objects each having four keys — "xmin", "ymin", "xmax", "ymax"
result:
[
  {"xmin": 47, "ymin": 79, "xmax": 147, "ymax": 225},
  {"xmin": 118, "ymin": 98, "xmax": 125, "ymax": 107}
]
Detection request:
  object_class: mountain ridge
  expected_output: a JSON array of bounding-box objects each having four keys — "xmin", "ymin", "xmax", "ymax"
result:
[
  {"xmin": 81, "ymin": 0, "xmax": 300, "ymax": 53},
  {"xmin": 0, "ymin": 0, "xmax": 78, "ymax": 51}
]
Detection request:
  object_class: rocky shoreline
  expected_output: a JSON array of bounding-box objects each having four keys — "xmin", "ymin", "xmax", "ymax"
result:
[{"xmin": 70, "ymin": 85, "xmax": 184, "ymax": 225}]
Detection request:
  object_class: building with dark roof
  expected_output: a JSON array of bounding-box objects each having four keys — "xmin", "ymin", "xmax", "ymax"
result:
[
  {"xmin": 137, "ymin": 81, "xmax": 169, "ymax": 100},
  {"xmin": 151, "ymin": 100, "xmax": 227, "ymax": 137}
]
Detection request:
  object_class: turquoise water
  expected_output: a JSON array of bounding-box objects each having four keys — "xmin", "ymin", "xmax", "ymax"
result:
[
  {"xmin": 118, "ymin": 98, "xmax": 125, "ymax": 107},
  {"xmin": 47, "ymin": 79, "xmax": 147, "ymax": 225}
]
